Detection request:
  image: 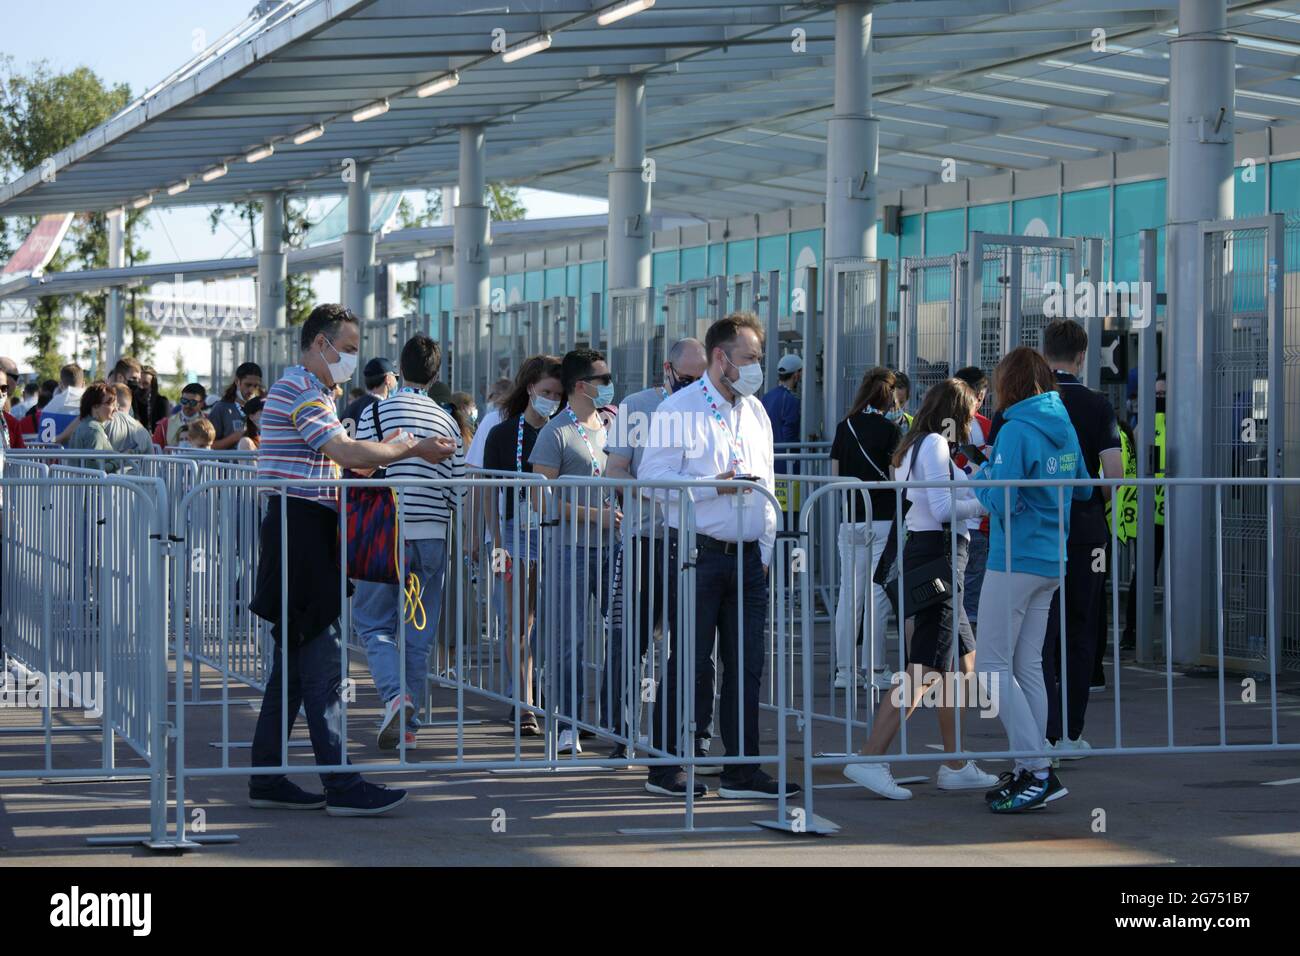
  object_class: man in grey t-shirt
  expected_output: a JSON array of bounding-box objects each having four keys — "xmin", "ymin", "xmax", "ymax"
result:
[{"xmin": 602, "ymin": 339, "xmax": 708, "ymax": 759}]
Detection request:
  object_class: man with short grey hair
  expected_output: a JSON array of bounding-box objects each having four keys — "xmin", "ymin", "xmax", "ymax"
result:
[{"xmin": 603, "ymin": 339, "xmax": 708, "ymax": 760}]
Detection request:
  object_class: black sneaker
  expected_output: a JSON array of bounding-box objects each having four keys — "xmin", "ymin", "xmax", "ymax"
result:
[
  {"xmin": 644, "ymin": 770, "xmax": 708, "ymax": 798},
  {"xmin": 694, "ymin": 738, "xmax": 722, "ymax": 776},
  {"xmin": 607, "ymin": 743, "xmax": 629, "ymax": 761},
  {"xmin": 1029, "ymin": 769, "xmax": 1069, "ymax": 808},
  {"xmin": 325, "ymin": 780, "xmax": 409, "ymax": 817},
  {"xmin": 248, "ymin": 778, "xmax": 326, "ymax": 810},
  {"xmin": 578, "ymin": 727, "xmax": 597, "ymax": 740},
  {"xmin": 985, "ymin": 770, "xmax": 1018, "ymax": 805},
  {"xmin": 718, "ymin": 769, "xmax": 802, "ymax": 800},
  {"xmin": 989, "ymin": 770, "xmax": 1049, "ymax": 813}
]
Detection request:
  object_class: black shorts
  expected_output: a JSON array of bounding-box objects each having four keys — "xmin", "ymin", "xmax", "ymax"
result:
[{"xmin": 903, "ymin": 530, "xmax": 975, "ymax": 671}]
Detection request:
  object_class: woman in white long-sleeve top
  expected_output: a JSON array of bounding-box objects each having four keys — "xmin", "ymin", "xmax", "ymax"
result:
[{"xmin": 843, "ymin": 378, "xmax": 999, "ymax": 800}]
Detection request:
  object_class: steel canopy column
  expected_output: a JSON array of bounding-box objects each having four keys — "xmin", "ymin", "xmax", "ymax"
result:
[
  {"xmin": 823, "ymin": 1, "xmax": 879, "ymax": 430},
  {"xmin": 607, "ymin": 76, "xmax": 651, "ymax": 292},
  {"xmin": 824, "ymin": 2, "xmax": 878, "ymax": 263},
  {"xmin": 455, "ymin": 127, "xmax": 490, "ymax": 311},
  {"xmin": 1166, "ymin": 0, "xmax": 1234, "ymax": 664},
  {"xmin": 258, "ymin": 192, "xmax": 287, "ymax": 329},
  {"xmin": 105, "ymin": 209, "xmax": 125, "ymax": 365},
  {"xmin": 343, "ymin": 164, "xmax": 375, "ymax": 317}
]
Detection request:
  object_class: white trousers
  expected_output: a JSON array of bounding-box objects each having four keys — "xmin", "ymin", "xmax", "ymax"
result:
[{"xmin": 834, "ymin": 520, "xmax": 894, "ymax": 676}]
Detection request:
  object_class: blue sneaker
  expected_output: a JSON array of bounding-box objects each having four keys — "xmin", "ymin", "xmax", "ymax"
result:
[
  {"xmin": 325, "ymin": 780, "xmax": 409, "ymax": 817},
  {"xmin": 248, "ymin": 778, "xmax": 326, "ymax": 810},
  {"xmin": 989, "ymin": 770, "xmax": 1050, "ymax": 813}
]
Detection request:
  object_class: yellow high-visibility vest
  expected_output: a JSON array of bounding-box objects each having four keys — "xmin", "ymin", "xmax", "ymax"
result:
[
  {"xmin": 1107, "ymin": 429, "xmax": 1138, "ymax": 544},
  {"xmin": 1153, "ymin": 410, "xmax": 1166, "ymax": 527}
]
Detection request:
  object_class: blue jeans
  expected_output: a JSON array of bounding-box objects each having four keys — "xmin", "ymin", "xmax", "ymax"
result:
[
  {"xmin": 653, "ymin": 540, "xmax": 768, "ymax": 786},
  {"xmin": 250, "ymin": 624, "xmax": 361, "ymax": 795},
  {"xmin": 353, "ymin": 538, "xmax": 449, "ymax": 716},
  {"xmin": 964, "ymin": 529, "xmax": 989, "ymax": 625},
  {"xmin": 544, "ymin": 539, "xmax": 605, "ymax": 731}
]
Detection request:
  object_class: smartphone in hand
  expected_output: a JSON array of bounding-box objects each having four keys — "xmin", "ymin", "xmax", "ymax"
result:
[{"xmin": 957, "ymin": 443, "xmax": 988, "ymax": 466}]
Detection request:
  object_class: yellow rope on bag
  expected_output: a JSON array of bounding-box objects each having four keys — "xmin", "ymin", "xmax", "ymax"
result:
[{"xmin": 404, "ymin": 572, "xmax": 427, "ymax": 631}]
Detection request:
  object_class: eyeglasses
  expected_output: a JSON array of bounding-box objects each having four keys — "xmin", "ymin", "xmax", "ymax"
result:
[
  {"xmin": 582, "ymin": 374, "xmax": 613, "ymax": 386},
  {"xmin": 180, "ymin": 397, "xmax": 201, "ymax": 407}
]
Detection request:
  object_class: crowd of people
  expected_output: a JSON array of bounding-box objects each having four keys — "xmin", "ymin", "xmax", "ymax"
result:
[{"xmin": 0, "ymin": 301, "xmax": 1151, "ymax": 820}]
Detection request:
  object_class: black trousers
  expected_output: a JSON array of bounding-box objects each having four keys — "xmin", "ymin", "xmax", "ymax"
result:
[
  {"xmin": 1043, "ymin": 541, "xmax": 1105, "ymax": 742},
  {"xmin": 1123, "ymin": 531, "xmax": 1166, "ymax": 641}
]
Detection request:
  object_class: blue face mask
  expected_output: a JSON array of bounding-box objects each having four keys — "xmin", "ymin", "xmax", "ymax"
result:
[{"xmin": 592, "ymin": 382, "xmax": 616, "ymax": 407}]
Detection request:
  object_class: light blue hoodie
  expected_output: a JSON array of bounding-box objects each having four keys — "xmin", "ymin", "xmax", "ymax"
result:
[{"xmin": 974, "ymin": 391, "xmax": 1092, "ymax": 577}]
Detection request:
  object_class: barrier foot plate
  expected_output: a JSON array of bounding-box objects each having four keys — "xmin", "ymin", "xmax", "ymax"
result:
[
  {"xmin": 754, "ymin": 813, "xmax": 840, "ymax": 836},
  {"xmin": 86, "ymin": 833, "xmax": 238, "ymax": 851},
  {"xmin": 617, "ymin": 824, "xmax": 763, "ymax": 835}
]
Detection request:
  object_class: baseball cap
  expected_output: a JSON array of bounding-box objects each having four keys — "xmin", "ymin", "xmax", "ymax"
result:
[
  {"xmin": 777, "ymin": 354, "xmax": 803, "ymax": 375},
  {"xmin": 363, "ymin": 358, "xmax": 398, "ymax": 379}
]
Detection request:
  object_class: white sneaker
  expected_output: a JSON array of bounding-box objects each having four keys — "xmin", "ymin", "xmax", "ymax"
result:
[
  {"xmin": 843, "ymin": 761, "xmax": 912, "ymax": 800},
  {"xmin": 557, "ymin": 729, "xmax": 582, "ymax": 755},
  {"xmin": 377, "ymin": 694, "xmax": 414, "ymax": 751},
  {"xmin": 833, "ymin": 670, "xmax": 852, "ymax": 690},
  {"xmin": 937, "ymin": 761, "xmax": 999, "ymax": 790},
  {"xmin": 1054, "ymin": 736, "xmax": 1091, "ymax": 760},
  {"xmin": 872, "ymin": 669, "xmax": 895, "ymax": 691}
]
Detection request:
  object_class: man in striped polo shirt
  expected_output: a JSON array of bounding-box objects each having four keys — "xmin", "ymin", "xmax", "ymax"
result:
[
  {"xmin": 353, "ymin": 333, "xmax": 465, "ymax": 751},
  {"xmin": 248, "ymin": 304, "xmax": 457, "ymax": 818}
]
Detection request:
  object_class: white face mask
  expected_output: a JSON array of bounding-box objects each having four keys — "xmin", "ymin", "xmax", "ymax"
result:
[
  {"xmin": 322, "ymin": 337, "xmax": 358, "ymax": 385},
  {"xmin": 531, "ymin": 393, "xmax": 559, "ymax": 418},
  {"xmin": 727, "ymin": 355, "xmax": 764, "ymax": 398}
]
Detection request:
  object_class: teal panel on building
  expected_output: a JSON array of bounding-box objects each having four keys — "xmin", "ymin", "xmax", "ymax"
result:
[
  {"xmin": 924, "ymin": 208, "xmax": 965, "ymax": 256},
  {"xmin": 757, "ymin": 234, "xmax": 788, "ymax": 310},
  {"xmin": 1114, "ymin": 178, "xmax": 1166, "ymax": 290},
  {"xmin": 566, "ymin": 264, "xmax": 580, "ymax": 299},
  {"xmin": 1013, "ymin": 194, "xmax": 1058, "ymax": 237},
  {"xmin": 652, "ymin": 250, "xmax": 679, "ymax": 294},
  {"xmin": 505, "ymin": 272, "xmax": 525, "ymax": 306},
  {"xmin": 579, "ymin": 260, "xmax": 604, "ymax": 332},
  {"xmin": 900, "ymin": 214, "xmax": 922, "ymax": 259},
  {"xmin": 545, "ymin": 267, "xmax": 567, "ymax": 299},
  {"xmin": 968, "ymin": 202, "xmax": 1010, "ymax": 239},
  {"xmin": 1272, "ymin": 158, "xmax": 1300, "ymax": 215},
  {"xmin": 708, "ymin": 243, "xmax": 725, "ymax": 276},
  {"xmin": 1235, "ymin": 165, "xmax": 1266, "ymax": 218},
  {"xmin": 788, "ymin": 228, "xmax": 823, "ymax": 311},
  {"xmin": 524, "ymin": 270, "xmax": 544, "ymax": 301},
  {"xmin": 726, "ymin": 238, "xmax": 756, "ymax": 274},
  {"xmin": 1062, "ymin": 187, "xmax": 1111, "ymax": 280},
  {"xmin": 680, "ymin": 245, "xmax": 707, "ymax": 281}
]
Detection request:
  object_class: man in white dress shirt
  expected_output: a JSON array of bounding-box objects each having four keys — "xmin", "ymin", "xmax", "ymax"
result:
[{"xmin": 638, "ymin": 312, "xmax": 799, "ymax": 801}]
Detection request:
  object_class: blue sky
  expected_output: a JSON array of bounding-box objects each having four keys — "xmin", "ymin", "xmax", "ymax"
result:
[{"xmin": 3, "ymin": 0, "xmax": 604, "ymax": 263}]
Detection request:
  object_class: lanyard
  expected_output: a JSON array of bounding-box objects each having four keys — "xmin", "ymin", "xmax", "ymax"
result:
[
  {"xmin": 700, "ymin": 379, "xmax": 746, "ymax": 471},
  {"xmin": 660, "ymin": 384, "xmax": 671, "ymax": 401},
  {"xmin": 565, "ymin": 408, "xmax": 603, "ymax": 477}
]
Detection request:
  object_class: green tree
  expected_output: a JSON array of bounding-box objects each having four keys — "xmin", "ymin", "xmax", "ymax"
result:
[
  {"xmin": 488, "ymin": 183, "xmax": 525, "ymax": 222},
  {"xmin": 166, "ymin": 347, "xmax": 189, "ymax": 397},
  {"xmin": 208, "ymin": 197, "xmax": 314, "ymax": 324},
  {"xmin": 0, "ymin": 57, "xmax": 133, "ymax": 379}
]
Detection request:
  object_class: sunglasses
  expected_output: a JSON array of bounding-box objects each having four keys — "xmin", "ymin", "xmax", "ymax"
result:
[
  {"xmin": 582, "ymin": 374, "xmax": 613, "ymax": 386},
  {"xmin": 180, "ymin": 398, "xmax": 201, "ymax": 407}
]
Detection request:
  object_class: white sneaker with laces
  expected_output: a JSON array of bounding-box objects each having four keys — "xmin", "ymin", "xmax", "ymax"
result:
[
  {"xmin": 872, "ymin": 669, "xmax": 895, "ymax": 691},
  {"xmin": 843, "ymin": 761, "xmax": 912, "ymax": 800},
  {"xmin": 937, "ymin": 761, "xmax": 1000, "ymax": 790},
  {"xmin": 1054, "ymin": 736, "xmax": 1091, "ymax": 760},
  {"xmin": 557, "ymin": 729, "xmax": 582, "ymax": 755},
  {"xmin": 833, "ymin": 670, "xmax": 852, "ymax": 690},
  {"xmin": 377, "ymin": 694, "xmax": 414, "ymax": 751}
]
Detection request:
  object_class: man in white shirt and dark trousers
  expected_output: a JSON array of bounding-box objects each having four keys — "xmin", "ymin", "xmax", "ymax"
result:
[{"xmin": 639, "ymin": 313, "xmax": 800, "ymax": 800}]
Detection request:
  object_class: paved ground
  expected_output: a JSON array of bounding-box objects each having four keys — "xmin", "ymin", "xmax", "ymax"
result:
[{"xmin": 2, "ymin": 647, "xmax": 1298, "ymax": 866}]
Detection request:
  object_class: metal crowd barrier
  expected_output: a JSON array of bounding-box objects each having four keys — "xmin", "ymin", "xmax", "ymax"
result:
[
  {"xmin": 0, "ymin": 468, "xmax": 173, "ymax": 847},
  {"xmin": 5, "ymin": 454, "xmax": 1297, "ymax": 847}
]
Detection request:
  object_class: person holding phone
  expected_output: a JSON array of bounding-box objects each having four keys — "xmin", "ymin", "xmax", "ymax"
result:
[{"xmin": 974, "ymin": 347, "xmax": 1090, "ymax": 813}]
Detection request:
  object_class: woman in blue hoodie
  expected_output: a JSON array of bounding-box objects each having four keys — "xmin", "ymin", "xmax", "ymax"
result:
[{"xmin": 973, "ymin": 346, "xmax": 1092, "ymax": 813}]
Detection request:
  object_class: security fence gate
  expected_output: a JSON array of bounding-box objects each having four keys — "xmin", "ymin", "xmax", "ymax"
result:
[
  {"xmin": 898, "ymin": 253, "xmax": 966, "ymax": 410},
  {"xmin": 1199, "ymin": 213, "xmax": 1294, "ymax": 672},
  {"xmin": 966, "ymin": 233, "xmax": 1105, "ymax": 390},
  {"xmin": 608, "ymin": 287, "xmax": 659, "ymax": 396},
  {"xmin": 825, "ymin": 259, "xmax": 888, "ymax": 431}
]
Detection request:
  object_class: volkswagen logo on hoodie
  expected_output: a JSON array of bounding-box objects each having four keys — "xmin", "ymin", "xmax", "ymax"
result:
[{"xmin": 1046, "ymin": 456, "xmax": 1059, "ymax": 475}]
